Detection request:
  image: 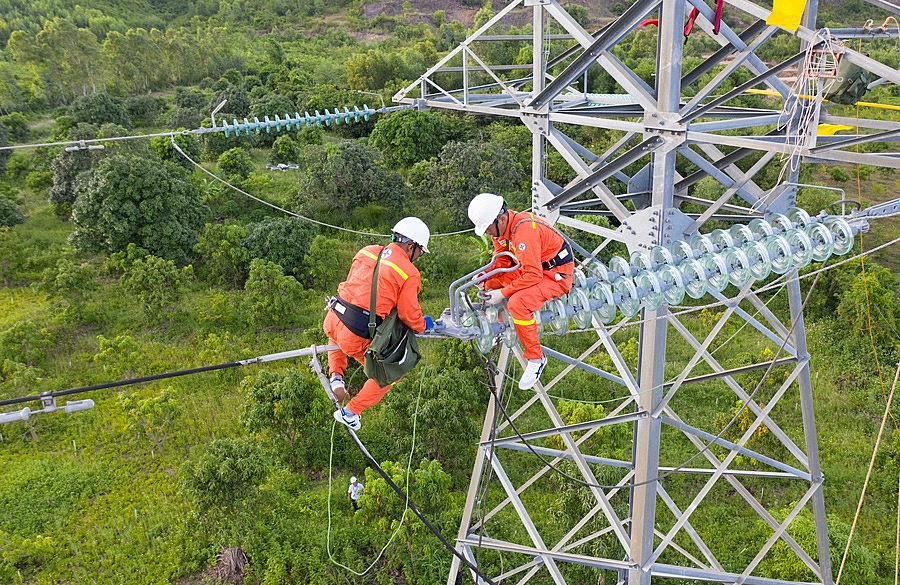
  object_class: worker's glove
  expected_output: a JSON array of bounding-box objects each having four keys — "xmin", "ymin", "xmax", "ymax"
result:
[
  {"xmin": 484, "ymin": 289, "xmax": 505, "ymax": 305},
  {"xmin": 423, "ymin": 315, "xmax": 435, "ymax": 331},
  {"xmin": 473, "ymin": 271, "xmax": 487, "ymax": 290}
]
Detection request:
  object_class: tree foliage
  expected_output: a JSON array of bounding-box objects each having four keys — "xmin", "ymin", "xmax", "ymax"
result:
[
  {"xmin": 409, "ymin": 140, "xmax": 524, "ymax": 231},
  {"xmin": 243, "ymin": 259, "xmax": 304, "ymax": 329},
  {"xmin": 120, "ymin": 253, "xmax": 193, "ymax": 322},
  {"xmin": 294, "ymin": 141, "xmax": 405, "ymax": 227},
  {"xmin": 217, "ymin": 147, "xmax": 254, "ymax": 180},
  {"xmin": 69, "ymin": 154, "xmax": 205, "ymax": 264},
  {"xmin": 0, "ymin": 196, "xmax": 24, "ymax": 227},
  {"xmin": 194, "ymin": 222, "xmax": 250, "ymax": 287},
  {"xmin": 240, "ymin": 368, "xmax": 333, "ymax": 469},
  {"xmin": 180, "ymin": 437, "xmax": 272, "ymax": 510},
  {"xmin": 242, "ymin": 217, "xmax": 317, "ymax": 278},
  {"xmin": 369, "ymin": 109, "xmax": 474, "ymax": 168}
]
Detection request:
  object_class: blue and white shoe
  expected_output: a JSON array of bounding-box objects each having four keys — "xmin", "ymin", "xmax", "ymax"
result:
[
  {"xmin": 519, "ymin": 356, "xmax": 547, "ymax": 390},
  {"xmin": 333, "ymin": 407, "xmax": 361, "ymax": 431},
  {"xmin": 330, "ymin": 374, "xmax": 348, "ymax": 402}
]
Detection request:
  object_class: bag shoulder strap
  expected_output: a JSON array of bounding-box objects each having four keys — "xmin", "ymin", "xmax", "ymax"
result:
[{"xmin": 368, "ymin": 247, "xmax": 384, "ymax": 338}]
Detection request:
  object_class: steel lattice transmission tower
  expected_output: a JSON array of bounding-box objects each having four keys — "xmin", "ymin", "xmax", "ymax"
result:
[{"xmin": 395, "ymin": 1, "xmax": 899, "ymax": 583}]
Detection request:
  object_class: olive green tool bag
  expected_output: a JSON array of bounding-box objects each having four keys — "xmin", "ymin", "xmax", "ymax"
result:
[{"xmin": 363, "ymin": 249, "xmax": 421, "ymax": 387}]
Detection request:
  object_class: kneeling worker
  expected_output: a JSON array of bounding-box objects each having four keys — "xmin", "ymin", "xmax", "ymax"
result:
[
  {"xmin": 467, "ymin": 193, "xmax": 573, "ymax": 389},
  {"xmin": 325, "ymin": 217, "xmax": 434, "ymax": 431}
]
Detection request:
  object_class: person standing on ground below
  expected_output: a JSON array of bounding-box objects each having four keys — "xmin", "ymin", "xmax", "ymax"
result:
[
  {"xmin": 347, "ymin": 476, "xmax": 363, "ymax": 511},
  {"xmin": 325, "ymin": 217, "xmax": 434, "ymax": 431},
  {"xmin": 467, "ymin": 193, "xmax": 574, "ymax": 389}
]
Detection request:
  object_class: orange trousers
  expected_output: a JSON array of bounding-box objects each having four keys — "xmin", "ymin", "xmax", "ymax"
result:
[
  {"xmin": 323, "ymin": 310, "xmax": 394, "ymax": 415},
  {"xmin": 506, "ymin": 272, "xmax": 571, "ymax": 360}
]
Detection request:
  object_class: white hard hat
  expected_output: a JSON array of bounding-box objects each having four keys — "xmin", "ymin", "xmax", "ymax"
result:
[
  {"xmin": 392, "ymin": 217, "xmax": 430, "ymax": 253},
  {"xmin": 350, "ymin": 476, "xmax": 357, "ymax": 483},
  {"xmin": 468, "ymin": 193, "xmax": 505, "ymax": 236}
]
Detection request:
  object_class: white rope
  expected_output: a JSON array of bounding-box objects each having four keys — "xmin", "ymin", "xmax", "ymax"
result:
[
  {"xmin": 835, "ymin": 361, "xmax": 900, "ymax": 584},
  {"xmin": 325, "ymin": 354, "xmax": 429, "ymax": 575}
]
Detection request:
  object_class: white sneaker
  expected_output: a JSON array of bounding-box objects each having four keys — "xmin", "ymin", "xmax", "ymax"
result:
[
  {"xmin": 333, "ymin": 407, "xmax": 361, "ymax": 430},
  {"xmin": 330, "ymin": 374, "xmax": 348, "ymax": 402},
  {"xmin": 519, "ymin": 357, "xmax": 547, "ymax": 390}
]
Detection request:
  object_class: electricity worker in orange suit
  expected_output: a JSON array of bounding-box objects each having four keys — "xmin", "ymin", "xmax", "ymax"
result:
[
  {"xmin": 467, "ymin": 193, "xmax": 574, "ymax": 390},
  {"xmin": 325, "ymin": 217, "xmax": 434, "ymax": 431}
]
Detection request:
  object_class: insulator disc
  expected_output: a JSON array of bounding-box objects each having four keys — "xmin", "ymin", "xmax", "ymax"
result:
[
  {"xmin": 748, "ymin": 218, "xmax": 774, "ymax": 239},
  {"xmin": 702, "ymin": 253, "xmax": 730, "ymax": 293},
  {"xmin": 766, "ymin": 212, "xmax": 793, "ymax": 233},
  {"xmin": 722, "ymin": 247, "xmax": 752, "ymax": 288},
  {"xmin": 742, "ymin": 240, "xmax": 772, "ymax": 280},
  {"xmin": 630, "ymin": 250, "xmax": 653, "ymax": 274},
  {"xmin": 805, "ymin": 222, "xmax": 834, "ymax": 261},
  {"xmin": 486, "ymin": 305, "xmax": 517, "ymax": 349},
  {"xmin": 634, "ymin": 270, "xmax": 663, "ymax": 311},
  {"xmin": 586, "ymin": 259, "xmax": 611, "ymax": 282},
  {"xmin": 613, "ymin": 278, "xmax": 641, "ymax": 318},
  {"xmin": 544, "ymin": 298, "xmax": 569, "ymax": 335},
  {"xmin": 824, "ymin": 216, "xmax": 853, "ymax": 255},
  {"xmin": 729, "ymin": 224, "xmax": 754, "ymax": 247},
  {"xmin": 572, "ymin": 268, "xmax": 588, "ymax": 289},
  {"xmin": 787, "ymin": 207, "xmax": 811, "ymax": 228},
  {"xmin": 658, "ymin": 264, "xmax": 686, "ymax": 305},
  {"xmin": 608, "ymin": 255, "xmax": 632, "ymax": 280},
  {"xmin": 765, "ymin": 235, "xmax": 793, "ymax": 274},
  {"xmin": 785, "ymin": 228, "xmax": 813, "ymax": 269},
  {"xmin": 570, "ymin": 287, "xmax": 593, "ymax": 328},
  {"xmin": 670, "ymin": 240, "xmax": 694, "ymax": 265},
  {"xmin": 681, "ymin": 259, "xmax": 708, "ymax": 299},
  {"xmin": 710, "ymin": 228, "xmax": 734, "ymax": 251},
  {"xmin": 690, "ymin": 233, "xmax": 716, "ymax": 257},
  {"xmin": 650, "ymin": 245, "xmax": 674, "ymax": 268},
  {"xmin": 460, "ymin": 309, "xmax": 479, "ymax": 328},
  {"xmin": 476, "ymin": 314, "xmax": 494, "ymax": 354},
  {"xmin": 589, "ymin": 282, "xmax": 617, "ymax": 324}
]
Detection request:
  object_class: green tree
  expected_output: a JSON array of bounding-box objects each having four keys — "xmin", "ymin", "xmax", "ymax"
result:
[
  {"xmin": 242, "ymin": 217, "xmax": 317, "ymax": 278},
  {"xmin": 0, "ymin": 112, "xmax": 28, "ymax": 142},
  {"xmin": 243, "ymin": 259, "xmax": 304, "ymax": 329},
  {"xmin": 836, "ymin": 262, "xmax": 898, "ymax": 349},
  {"xmin": 410, "ymin": 140, "xmax": 524, "ymax": 231},
  {"xmin": 0, "ymin": 321, "xmax": 52, "ymax": 368},
  {"xmin": 194, "ymin": 222, "xmax": 250, "ymax": 287},
  {"xmin": 369, "ymin": 110, "xmax": 474, "ymax": 168},
  {"xmin": 69, "ymin": 93, "xmax": 131, "ymax": 128},
  {"xmin": 269, "ymin": 135, "xmax": 299, "ymax": 164},
  {"xmin": 7, "ymin": 19, "xmax": 102, "ymax": 105},
  {"xmin": 70, "ymin": 154, "xmax": 206, "ymax": 264},
  {"xmin": 120, "ymin": 254, "xmax": 193, "ymax": 322},
  {"xmin": 217, "ymin": 147, "xmax": 254, "ymax": 180},
  {"xmin": 119, "ymin": 387, "xmax": 180, "ymax": 455},
  {"xmin": 0, "ymin": 197, "xmax": 24, "ymax": 227},
  {"xmin": 180, "ymin": 437, "xmax": 271, "ymax": 510},
  {"xmin": 92, "ymin": 334, "xmax": 141, "ymax": 379},
  {"xmin": 150, "ymin": 134, "xmax": 202, "ymax": 171},
  {"xmin": 240, "ymin": 368, "xmax": 333, "ymax": 468},
  {"xmin": 293, "ymin": 141, "xmax": 405, "ymax": 226}
]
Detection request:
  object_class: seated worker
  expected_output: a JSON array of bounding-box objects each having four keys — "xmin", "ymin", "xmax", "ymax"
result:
[
  {"xmin": 325, "ymin": 217, "xmax": 434, "ymax": 431},
  {"xmin": 467, "ymin": 193, "xmax": 573, "ymax": 389}
]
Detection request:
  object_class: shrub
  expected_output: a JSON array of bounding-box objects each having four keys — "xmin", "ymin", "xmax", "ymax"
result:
[
  {"xmin": 243, "ymin": 259, "xmax": 304, "ymax": 328},
  {"xmin": 217, "ymin": 147, "xmax": 254, "ymax": 180},
  {"xmin": 0, "ymin": 197, "xmax": 24, "ymax": 227},
  {"xmin": 180, "ymin": 437, "xmax": 272, "ymax": 510},
  {"xmin": 242, "ymin": 217, "xmax": 317, "ymax": 278},
  {"xmin": 120, "ymin": 254, "xmax": 193, "ymax": 322}
]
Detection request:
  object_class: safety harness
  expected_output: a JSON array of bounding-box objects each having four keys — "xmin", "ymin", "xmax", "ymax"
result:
[
  {"xmin": 507, "ymin": 213, "xmax": 574, "ymax": 273},
  {"xmin": 326, "ymin": 247, "xmax": 387, "ymax": 339}
]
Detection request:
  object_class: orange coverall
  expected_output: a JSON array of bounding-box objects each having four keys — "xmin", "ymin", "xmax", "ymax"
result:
[
  {"xmin": 323, "ymin": 243, "xmax": 426, "ymax": 415},
  {"xmin": 483, "ymin": 210, "xmax": 573, "ymax": 360}
]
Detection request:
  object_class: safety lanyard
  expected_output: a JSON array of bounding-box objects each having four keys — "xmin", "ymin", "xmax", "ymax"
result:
[{"xmin": 368, "ymin": 248, "xmax": 384, "ymax": 339}]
